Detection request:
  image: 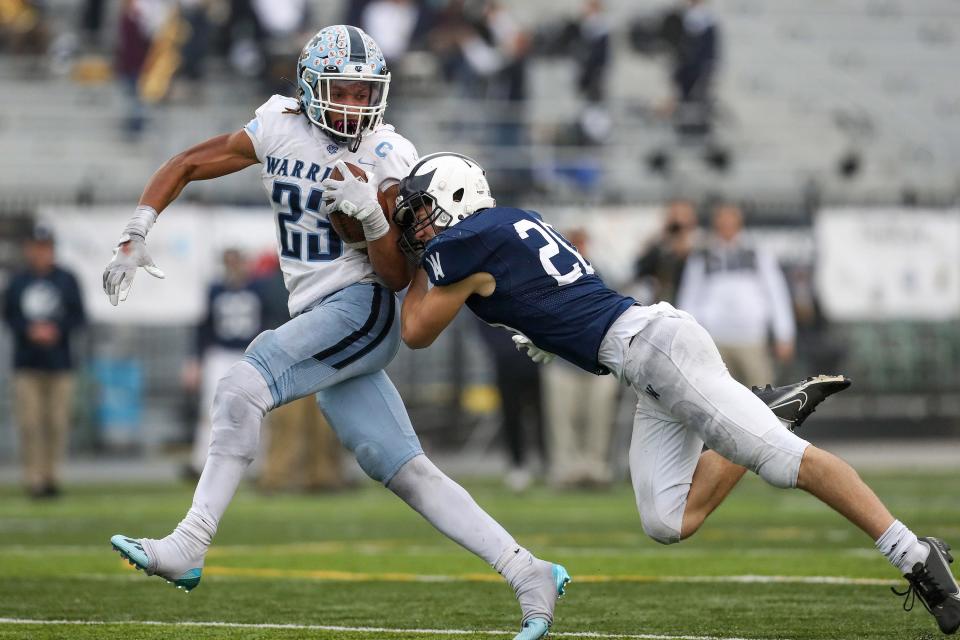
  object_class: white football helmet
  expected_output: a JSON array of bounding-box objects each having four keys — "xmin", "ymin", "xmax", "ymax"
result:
[{"xmin": 394, "ymin": 152, "xmax": 496, "ymax": 260}]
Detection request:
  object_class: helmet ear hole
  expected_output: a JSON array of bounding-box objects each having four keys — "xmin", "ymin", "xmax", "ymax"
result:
[{"xmin": 452, "ymin": 188, "xmax": 464, "ymax": 203}]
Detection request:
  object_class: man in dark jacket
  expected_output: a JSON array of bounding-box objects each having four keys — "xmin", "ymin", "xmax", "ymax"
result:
[{"xmin": 3, "ymin": 224, "xmax": 86, "ymax": 498}]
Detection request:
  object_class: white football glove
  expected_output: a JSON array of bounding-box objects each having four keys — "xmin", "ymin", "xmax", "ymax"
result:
[
  {"xmin": 512, "ymin": 334, "xmax": 555, "ymax": 364},
  {"xmin": 320, "ymin": 161, "xmax": 389, "ymax": 241},
  {"xmin": 102, "ymin": 206, "xmax": 165, "ymax": 306}
]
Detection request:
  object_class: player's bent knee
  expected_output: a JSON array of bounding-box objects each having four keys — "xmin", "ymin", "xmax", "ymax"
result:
[
  {"xmin": 353, "ymin": 441, "xmax": 389, "ymax": 483},
  {"xmin": 754, "ymin": 430, "xmax": 810, "ymax": 489},
  {"xmin": 209, "ymin": 361, "xmax": 272, "ymax": 461},
  {"xmin": 638, "ymin": 505, "xmax": 682, "ymax": 545}
]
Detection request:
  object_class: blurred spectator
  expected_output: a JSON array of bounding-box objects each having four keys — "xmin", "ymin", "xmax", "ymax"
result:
[
  {"xmin": 250, "ymin": 252, "xmax": 347, "ymax": 493},
  {"xmin": 254, "ymin": 0, "xmax": 309, "ymax": 93},
  {"xmin": 2, "ymin": 224, "xmax": 86, "ymax": 499},
  {"xmin": 541, "ymin": 0, "xmax": 611, "ymax": 144},
  {"xmin": 115, "ymin": 0, "xmax": 157, "ymax": 136},
  {"xmin": 634, "ymin": 199, "xmax": 699, "ymax": 305},
  {"xmin": 543, "ymin": 229, "xmax": 618, "ymax": 489},
  {"xmin": 343, "ymin": 0, "xmax": 375, "ymax": 28},
  {"xmin": 475, "ymin": 318, "xmax": 545, "ymax": 493},
  {"xmin": 677, "ymin": 203, "xmax": 795, "ymax": 386},
  {"xmin": 221, "ymin": 0, "xmax": 308, "ymax": 92},
  {"xmin": 536, "ymin": 0, "xmax": 611, "ymax": 193},
  {"xmin": 785, "ymin": 264, "xmax": 845, "ymax": 376},
  {"xmin": 430, "ymin": 0, "xmax": 530, "ymax": 153},
  {"xmin": 181, "ymin": 248, "xmax": 265, "ymax": 478},
  {"xmin": 178, "ymin": 0, "xmax": 213, "ymax": 86},
  {"xmin": 630, "ymin": 0, "xmax": 720, "ymax": 134},
  {"xmin": 657, "ymin": 0, "xmax": 720, "ymax": 134},
  {"xmin": 361, "ymin": 0, "xmax": 431, "ymax": 100},
  {"xmin": 81, "ymin": 0, "xmax": 107, "ymax": 47},
  {"xmin": 362, "ymin": 0, "xmax": 419, "ymax": 63},
  {"xmin": 0, "ymin": 0, "xmax": 49, "ymax": 55}
]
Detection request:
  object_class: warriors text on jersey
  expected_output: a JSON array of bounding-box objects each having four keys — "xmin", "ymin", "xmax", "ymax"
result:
[
  {"xmin": 244, "ymin": 95, "xmax": 418, "ymax": 316},
  {"xmin": 421, "ymin": 207, "xmax": 636, "ymax": 374}
]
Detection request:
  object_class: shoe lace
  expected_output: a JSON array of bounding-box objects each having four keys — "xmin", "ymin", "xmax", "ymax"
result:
[{"xmin": 892, "ymin": 566, "xmax": 943, "ymax": 613}]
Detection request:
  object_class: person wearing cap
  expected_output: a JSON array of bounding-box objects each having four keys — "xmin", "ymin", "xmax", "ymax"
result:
[{"xmin": 2, "ymin": 223, "xmax": 86, "ymax": 498}]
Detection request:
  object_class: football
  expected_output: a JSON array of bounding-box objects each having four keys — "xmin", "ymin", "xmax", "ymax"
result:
[{"xmin": 326, "ymin": 162, "xmax": 370, "ymax": 251}]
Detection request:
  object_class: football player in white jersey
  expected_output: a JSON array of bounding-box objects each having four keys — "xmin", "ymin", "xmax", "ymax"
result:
[{"xmin": 104, "ymin": 26, "xmax": 568, "ymax": 640}]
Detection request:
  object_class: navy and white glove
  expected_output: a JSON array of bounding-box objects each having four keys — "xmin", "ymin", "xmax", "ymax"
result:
[
  {"xmin": 512, "ymin": 334, "xmax": 555, "ymax": 364},
  {"xmin": 320, "ymin": 160, "xmax": 390, "ymax": 241},
  {"xmin": 102, "ymin": 206, "xmax": 165, "ymax": 306}
]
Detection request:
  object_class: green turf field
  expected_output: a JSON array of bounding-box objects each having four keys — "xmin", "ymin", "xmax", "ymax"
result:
[{"xmin": 1, "ymin": 470, "xmax": 958, "ymax": 639}]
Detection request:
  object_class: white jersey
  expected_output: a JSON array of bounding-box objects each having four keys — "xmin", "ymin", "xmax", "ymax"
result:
[{"xmin": 243, "ymin": 95, "xmax": 418, "ymax": 317}]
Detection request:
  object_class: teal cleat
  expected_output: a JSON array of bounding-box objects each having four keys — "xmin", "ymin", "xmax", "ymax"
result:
[
  {"xmin": 514, "ymin": 618, "xmax": 549, "ymax": 640},
  {"xmin": 513, "ymin": 564, "xmax": 571, "ymax": 640},
  {"xmin": 110, "ymin": 534, "xmax": 202, "ymax": 592}
]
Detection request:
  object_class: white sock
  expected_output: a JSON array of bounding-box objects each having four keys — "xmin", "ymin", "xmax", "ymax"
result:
[
  {"xmin": 163, "ymin": 361, "xmax": 272, "ymax": 560},
  {"xmin": 494, "ymin": 546, "xmax": 557, "ymax": 625},
  {"xmin": 143, "ymin": 507, "xmax": 216, "ymax": 574},
  {"xmin": 876, "ymin": 519, "xmax": 930, "ymax": 574},
  {"xmin": 387, "ymin": 455, "xmax": 517, "ymax": 565}
]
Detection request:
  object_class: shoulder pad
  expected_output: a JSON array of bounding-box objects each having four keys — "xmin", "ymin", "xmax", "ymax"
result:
[{"xmin": 421, "ymin": 227, "xmax": 492, "ymax": 287}]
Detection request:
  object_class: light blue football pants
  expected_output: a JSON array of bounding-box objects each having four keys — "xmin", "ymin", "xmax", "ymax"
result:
[{"xmin": 230, "ymin": 281, "xmax": 423, "ymax": 484}]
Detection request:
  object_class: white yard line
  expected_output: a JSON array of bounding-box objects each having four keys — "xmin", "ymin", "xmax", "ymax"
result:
[
  {"xmin": 0, "ymin": 618, "xmax": 785, "ymax": 640},
  {"xmin": 65, "ymin": 568, "xmax": 899, "ymax": 587}
]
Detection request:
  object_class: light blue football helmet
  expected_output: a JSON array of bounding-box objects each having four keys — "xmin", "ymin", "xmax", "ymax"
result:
[{"xmin": 296, "ymin": 25, "xmax": 391, "ymax": 150}]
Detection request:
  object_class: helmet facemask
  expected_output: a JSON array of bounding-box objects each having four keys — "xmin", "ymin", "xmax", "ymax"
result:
[
  {"xmin": 300, "ymin": 70, "xmax": 389, "ymax": 150},
  {"xmin": 394, "ymin": 192, "xmax": 455, "ymax": 263},
  {"xmin": 296, "ymin": 26, "xmax": 391, "ymax": 152}
]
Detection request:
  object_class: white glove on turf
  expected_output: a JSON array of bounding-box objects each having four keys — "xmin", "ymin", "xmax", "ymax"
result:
[{"xmin": 512, "ymin": 334, "xmax": 555, "ymax": 364}]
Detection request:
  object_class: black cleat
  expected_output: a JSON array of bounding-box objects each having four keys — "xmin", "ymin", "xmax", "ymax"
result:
[
  {"xmin": 893, "ymin": 537, "xmax": 960, "ymax": 634},
  {"xmin": 752, "ymin": 374, "xmax": 851, "ymax": 431}
]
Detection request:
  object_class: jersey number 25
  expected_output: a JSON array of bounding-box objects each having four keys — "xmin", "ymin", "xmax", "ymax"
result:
[{"xmin": 272, "ymin": 181, "xmax": 343, "ymax": 262}]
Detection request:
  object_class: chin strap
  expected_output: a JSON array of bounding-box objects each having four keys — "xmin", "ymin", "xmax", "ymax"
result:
[{"xmin": 348, "ymin": 132, "xmax": 362, "ymax": 153}]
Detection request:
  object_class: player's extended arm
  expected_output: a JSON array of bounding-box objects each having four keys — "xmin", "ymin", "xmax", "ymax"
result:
[
  {"xmin": 367, "ymin": 183, "xmax": 414, "ymax": 291},
  {"xmin": 102, "ymin": 130, "xmax": 259, "ymax": 306},
  {"xmin": 401, "ymin": 268, "xmax": 495, "ymax": 349},
  {"xmin": 140, "ymin": 130, "xmax": 260, "ymax": 212}
]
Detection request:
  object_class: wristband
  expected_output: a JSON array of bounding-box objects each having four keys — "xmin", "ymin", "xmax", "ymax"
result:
[
  {"xmin": 360, "ymin": 205, "xmax": 390, "ymax": 242},
  {"xmin": 120, "ymin": 205, "xmax": 159, "ymax": 243}
]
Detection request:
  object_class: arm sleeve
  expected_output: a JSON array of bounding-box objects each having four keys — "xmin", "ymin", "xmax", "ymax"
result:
[
  {"xmin": 243, "ymin": 116, "xmax": 267, "ymax": 163},
  {"xmin": 675, "ymin": 251, "xmax": 706, "ymax": 319},
  {"xmin": 243, "ymin": 95, "xmax": 296, "ymax": 163},
  {"xmin": 758, "ymin": 250, "xmax": 796, "ymax": 343},
  {"xmin": 422, "ymin": 228, "xmax": 490, "ymax": 287}
]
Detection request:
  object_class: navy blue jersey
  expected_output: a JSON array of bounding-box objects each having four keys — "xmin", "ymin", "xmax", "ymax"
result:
[
  {"xmin": 196, "ymin": 282, "xmax": 266, "ymax": 354},
  {"xmin": 422, "ymin": 207, "xmax": 636, "ymax": 374},
  {"xmin": 3, "ymin": 266, "xmax": 86, "ymax": 371}
]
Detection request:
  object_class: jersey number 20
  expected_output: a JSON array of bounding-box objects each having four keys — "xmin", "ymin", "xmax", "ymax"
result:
[
  {"xmin": 513, "ymin": 219, "xmax": 594, "ymax": 286},
  {"xmin": 513, "ymin": 220, "xmax": 593, "ymax": 287},
  {"xmin": 272, "ymin": 181, "xmax": 343, "ymax": 262}
]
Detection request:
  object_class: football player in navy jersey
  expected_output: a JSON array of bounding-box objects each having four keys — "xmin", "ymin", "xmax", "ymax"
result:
[{"xmin": 344, "ymin": 151, "xmax": 956, "ymax": 635}]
